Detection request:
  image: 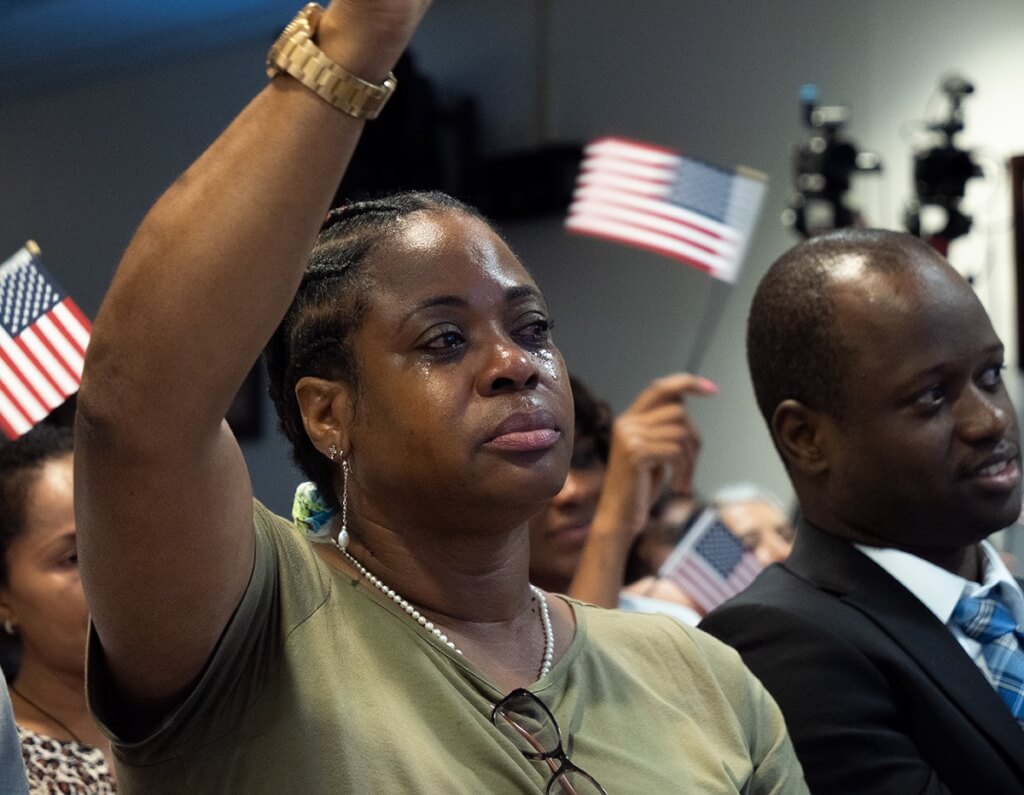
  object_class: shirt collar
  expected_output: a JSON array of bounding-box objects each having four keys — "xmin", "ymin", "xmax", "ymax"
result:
[{"xmin": 854, "ymin": 540, "xmax": 1022, "ymax": 625}]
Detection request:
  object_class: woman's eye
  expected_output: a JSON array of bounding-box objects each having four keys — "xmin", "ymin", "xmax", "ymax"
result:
[
  {"xmin": 515, "ymin": 317, "xmax": 552, "ymax": 345},
  {"xmin": 422, "ymin": 327, "xmax": 465, "ymax": 350}
]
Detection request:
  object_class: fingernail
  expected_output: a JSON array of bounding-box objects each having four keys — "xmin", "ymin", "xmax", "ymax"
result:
[{"xmin": 699, "ymin": 377, "xmax": 719, "ymax": 393}]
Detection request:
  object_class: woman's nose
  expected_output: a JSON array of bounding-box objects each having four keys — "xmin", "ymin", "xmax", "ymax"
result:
[{"xmin": 478, "ymin": 338, "xmax": 540, "ymax": 395}]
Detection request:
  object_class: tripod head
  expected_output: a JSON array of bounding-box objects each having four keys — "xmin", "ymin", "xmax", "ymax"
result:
[
  {"xmin": 905, "ymin": 74, "xmax": 983, "ymax": 253},
  {"xmin": 784, "ymin": 84, "xmax": 881, "ymax": 238}
]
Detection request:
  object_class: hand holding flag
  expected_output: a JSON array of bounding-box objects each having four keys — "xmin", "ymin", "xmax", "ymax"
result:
[{"xmin": 657, "ymin": 507, "xmax": 763, "ymax": 614}]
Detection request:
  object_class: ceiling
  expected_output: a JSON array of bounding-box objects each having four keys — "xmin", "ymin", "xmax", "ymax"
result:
[{"xmin": 0, "ymin": 0, "xmax": 299, "ymax": 102}]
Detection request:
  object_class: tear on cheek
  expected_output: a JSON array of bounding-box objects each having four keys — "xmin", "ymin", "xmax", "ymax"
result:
[{"xmin": 532, "ymin": 349, "xmax": 564, "ymax": 379}]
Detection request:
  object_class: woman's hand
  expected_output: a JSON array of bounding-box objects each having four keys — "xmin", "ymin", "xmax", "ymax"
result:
[
  {"xmin": 566, "ymin": 374, "xmax": 715, "ymax": 607},
  {"xmin": 593, "ymin": 373, "xmax": 715, "ymax": 544},
  {"xmin": 320, "ymin": 0, "xmax": 433, "ymax": 80}
]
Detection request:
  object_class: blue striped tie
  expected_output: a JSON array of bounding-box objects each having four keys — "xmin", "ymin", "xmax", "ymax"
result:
[{"xmin": 950, "ymin": 588, "xmax": 1024, "ymax": 729}]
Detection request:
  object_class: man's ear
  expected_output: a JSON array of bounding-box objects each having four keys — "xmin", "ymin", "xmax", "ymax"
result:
[
  {"xmin": 294, "ymin": 376, "xmax": 355, "ymax": 457},
  {"xmin": 771, "ymin": 399, "xmax": 831, "ymax": 477}
]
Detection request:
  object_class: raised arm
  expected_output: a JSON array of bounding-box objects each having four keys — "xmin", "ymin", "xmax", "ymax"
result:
[
  {"xmin": 75, "ymin": 1, "xmax": 430, "ymax": 708},
  {"xmin": 567, "ymin": 374, "xmax": 714, "ymax": 606}
]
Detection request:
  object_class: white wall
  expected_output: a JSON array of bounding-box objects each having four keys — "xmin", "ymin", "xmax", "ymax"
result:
[
  {"xmin": 857, "ymin": 0, "xmax": 1024, "ymax": 365},
  {"xmin": 2, "ymin": 1, "xmax": 1022, "ymax": 514}
]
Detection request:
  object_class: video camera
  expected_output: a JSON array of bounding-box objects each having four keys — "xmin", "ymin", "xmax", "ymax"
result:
[
  {"xmin": 904, "ymin": 75, "xmax": 983, "ymax": 254},
  {"xmin": 783, "ymin": 84, "xmax": 881, "ymax": 238}
]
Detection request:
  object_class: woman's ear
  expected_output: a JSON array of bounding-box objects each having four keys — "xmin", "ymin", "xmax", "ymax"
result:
[
  {"xmin": 295, "ymin": 377, "xmax": 355, "ymax": 457},
  {"xmin": 771, "ymin": 399, "xmax": 831, "ymax": 477}
]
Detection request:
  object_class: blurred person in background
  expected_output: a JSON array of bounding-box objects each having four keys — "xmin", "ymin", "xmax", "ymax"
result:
[
  {"xmin": 0, "ymin": 424, "xmax": 115, "ymax": 793},
  {"xmin": 713, "ymin": 483, "xmax": 795, "ymax": 566},
  {"xmin": 527, "ymin": 373, "xmax": 712, "ymax": 624},
  {"xmin": 621, "ymin": 484, "xmax": 795, "ymax": 622}
]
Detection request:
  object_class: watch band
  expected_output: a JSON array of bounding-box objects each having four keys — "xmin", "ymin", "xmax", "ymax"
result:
[{"xmin": 266, "ymin": 3, "xmax": 397, "ymax": 120}]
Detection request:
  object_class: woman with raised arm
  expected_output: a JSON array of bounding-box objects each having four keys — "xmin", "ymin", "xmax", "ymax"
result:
[{"xmin": 75, "ymin": 2, "xmax": 807, "ymax": 792}]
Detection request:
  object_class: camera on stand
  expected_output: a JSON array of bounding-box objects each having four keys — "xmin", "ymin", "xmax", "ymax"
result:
[
  {"xmin": 904, "ymin": 75, "xmax": 983, "ymax": 256},
  {"xmin": 783, "ymin": 84, "xmax": 881, "ymax": 238}
]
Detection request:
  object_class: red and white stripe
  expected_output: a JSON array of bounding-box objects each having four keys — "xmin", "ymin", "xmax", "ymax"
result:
[
  {"xmin": 565, "ymin": 137, "xmax": 763, "ymax": 283},
  {"xmin": 0, "ymin": 297, "xmax": 90, "ymax": 439},
  {"xmin": 663, "ymin": 553, "xmax": 762, "ymax": 615}
]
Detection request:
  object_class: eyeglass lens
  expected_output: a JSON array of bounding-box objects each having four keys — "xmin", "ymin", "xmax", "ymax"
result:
[
  {"xmin": 493, "ymin": 692, "xmax": 561, "ymax": 758},
  {"xmin": 548, "ymin": 767, "xmax": 607, "ymax": 795},
  {"xmin": 492, "ymin": 690, "xmax": 608, "ymax": 795}
]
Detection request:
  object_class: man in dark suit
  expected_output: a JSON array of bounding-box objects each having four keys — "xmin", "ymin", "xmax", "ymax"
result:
[{"xmin": 700, "ymin": 229, "xmax": 1024, "ymax": 794}]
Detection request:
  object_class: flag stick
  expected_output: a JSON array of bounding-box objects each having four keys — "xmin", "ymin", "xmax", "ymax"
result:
[{"xmin": 685, "ymin": 278, "xmax": 732, "ymax": 375}]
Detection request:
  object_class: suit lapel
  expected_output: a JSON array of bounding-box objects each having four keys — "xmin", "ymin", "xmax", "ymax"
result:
[{"xmin": 785, "ymin": 521, "xmax": 1024, "ymax": 774}]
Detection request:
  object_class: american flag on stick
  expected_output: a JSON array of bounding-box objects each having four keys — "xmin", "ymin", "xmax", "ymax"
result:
[
  {"xmin": 566, "ymin": 137, "xmax": 767, "ymax": 283},
  {"xmin": 0, "ymin": 242, "xmax": 91, "ymax": 439},
  {"xmin": 657, "ymin": 507, "xmax": 763, "ymax": 614}
]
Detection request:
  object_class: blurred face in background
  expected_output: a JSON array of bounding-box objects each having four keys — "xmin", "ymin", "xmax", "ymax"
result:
[
  {"xmin": 0, "ymin": 454, "xmax": 88, "ymax": 677},
  {"xmin": 528, "ymin": 432, "xmax": 605, "ymax": 592},
  {"xmin": 718, "ymin": 498, "xmax": 795, "ymax": 566}
]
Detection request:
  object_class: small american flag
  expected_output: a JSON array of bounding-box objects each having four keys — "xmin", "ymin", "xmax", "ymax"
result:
[
  {"xmin": 566, "ymin": 137, "xmax": 767, "ymax": 283},
  {"xmin": 0, "ymin": 242, "xmax": 91, "ymax": 439},
  {"xmin": 658, "ymin": 508, "xmax": 763, "ymax": 614}
]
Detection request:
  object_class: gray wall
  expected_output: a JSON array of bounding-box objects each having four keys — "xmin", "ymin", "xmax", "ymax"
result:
[{"xmin": 2, "ymin": 1, "xmax": 1022, "ymax": 515}]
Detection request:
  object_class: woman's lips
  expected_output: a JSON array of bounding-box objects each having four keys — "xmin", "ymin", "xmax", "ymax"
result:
[
  {"xmin": 486, "ymin": 428, "xmax": 562, "ymax": 452},
  {"xmin": 486, "ymin": 411, "xmax": 561, "ymax": 452},
  {"xmin": 550, "ymin": 523, "xmax": 590, "ymax": 547}
]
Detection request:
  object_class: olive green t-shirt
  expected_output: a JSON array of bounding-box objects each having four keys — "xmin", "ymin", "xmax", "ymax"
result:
[{"xmin": 88, "ymin": 501, "xmax": 806, "ymax": 794}]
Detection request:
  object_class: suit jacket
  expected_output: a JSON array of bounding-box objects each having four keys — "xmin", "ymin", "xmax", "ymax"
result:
[{"xmin": 700, "ymin": 520, "xmax": 1024, "ymax": 795}]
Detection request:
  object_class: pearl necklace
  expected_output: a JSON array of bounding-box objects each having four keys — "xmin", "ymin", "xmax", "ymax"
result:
[{"xmin": 333, "ymin": 537, "xmax": 555, "ymax": 679}]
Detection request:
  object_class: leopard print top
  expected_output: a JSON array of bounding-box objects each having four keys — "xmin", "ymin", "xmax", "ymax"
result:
[{"xmin": 17, "ymin": 726, "xmax": 116, "ymax": 794}]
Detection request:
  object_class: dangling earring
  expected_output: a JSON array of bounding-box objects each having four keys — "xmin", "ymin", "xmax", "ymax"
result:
[
  {"xmin": 2, "ymin": 619, "xmax": 15, "ymax": 636},
  {"xmin": 328, "ymin": 444, "xmax": 340, "ymax": 462},
  {"xmin": 337, "ymin": 457, "xmax": 350, "ymax": 550}
]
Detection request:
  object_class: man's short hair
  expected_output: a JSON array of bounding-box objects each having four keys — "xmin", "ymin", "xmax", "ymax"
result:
[{"xmin": 747, "ymin": 228, "xmax": 937, "ymax": 426}]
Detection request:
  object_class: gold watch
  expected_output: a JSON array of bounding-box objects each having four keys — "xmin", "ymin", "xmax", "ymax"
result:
[{"xmin": 266, "ymin": 3, "xmax": 397, "ymax": 120}]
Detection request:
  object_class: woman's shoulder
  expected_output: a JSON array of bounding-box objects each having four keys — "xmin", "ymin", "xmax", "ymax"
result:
[
  {"xmin": 570, "ymin": 598, "xmax": 751, "ymax": 677},
  {"xmin": 251, "ymin": 499, "xmax": 333, "ymax": 621},
  {"xmin": 568, "ymin": 599, "xmax": 789, "ymax": 745},
  {"xmin": 252, "ymin": 498, "xmax": 303, "ymax": 538},
  {"xmin": 253, "ymin": 499, "xmax": 322, "ymax": 565}
]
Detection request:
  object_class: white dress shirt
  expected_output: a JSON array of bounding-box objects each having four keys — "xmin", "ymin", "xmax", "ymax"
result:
[{"xmin": 855, "ymin": 540, "xmax": 1024, "ymax": 683}]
